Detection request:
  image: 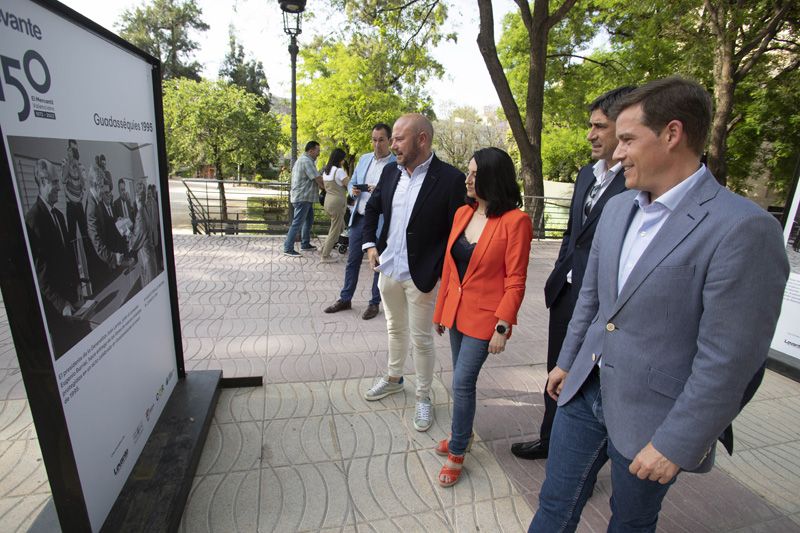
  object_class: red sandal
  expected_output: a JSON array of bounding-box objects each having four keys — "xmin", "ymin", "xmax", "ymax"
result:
[
  {"xmin": 434, "ymin": 433, "xmax": 474, "ymax": 456},
  {"xmin": 438, "ymin": 453, "xmax": 465, "ymax": 487}
]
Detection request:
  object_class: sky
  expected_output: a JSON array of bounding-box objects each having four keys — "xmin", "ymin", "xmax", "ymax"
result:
[{"xmin": 59, "ymin": 0, "xmax": 517, "ymax": 116}]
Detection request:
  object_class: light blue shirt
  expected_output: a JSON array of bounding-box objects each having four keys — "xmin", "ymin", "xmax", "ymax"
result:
[
  {"xmin": 617, "ymin": 164, "xmax": 706, "ymax": 294},
  {"xmin": 375, "ymin": 153, "xmax": 434, "ymax": 282},
  {"xmin": 349, "ymin": 152, "xmax": 395, "ymax": 217}
]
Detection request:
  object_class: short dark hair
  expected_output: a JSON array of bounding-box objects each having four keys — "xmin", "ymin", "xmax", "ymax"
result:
[
  {"xmin": 118, "ymin": 178, "xmax": 125, "ymax": 188},
  {"xmin": 588, "ymin": 85, "xmax": 637, "ymax": 117},
  {"xmin": 469, "ymin": 147, "xmax": 522, "ymax": 218},
  {"xmin": 67, "ymin": 139, "xmax": 77, "ymax": 147},
  {"xmin": 372, "ymin": 123, "xmax": 392, "ymax": 138},
  {"xmin": 304, "ymin": 141, "xmax": 320, "ymax": 153},
  {"xmin": 610, "ymin": 76, "xmax": 712, "ymax": 155}
]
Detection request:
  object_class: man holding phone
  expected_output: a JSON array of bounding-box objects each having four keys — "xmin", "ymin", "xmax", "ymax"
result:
[{"xmin": 324, "ymin": 123, "xmax": 396, "ymax": 320}]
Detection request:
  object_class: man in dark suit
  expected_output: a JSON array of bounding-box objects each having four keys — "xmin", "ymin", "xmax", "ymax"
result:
[
  {"xmin": 25, "ymin": 159, "xmax": 89, "ymax": 358},
  {"xmin": 512, "ymin": 86, "xmax": 636, "ymax": 460},
  {"xmin": 361, "ymin": 113, "xmax": 466, "ymax": 432},
  {"xmin": 529, "ymin": 77, "xmax": 789, "ymax": 532},
  {"xmin": 85, "ymin": 166, "xmax": 127, "ymax": 295},
  {"xmin": 112, "ymin": 178, "xmax": 136, "ymax": 223}
]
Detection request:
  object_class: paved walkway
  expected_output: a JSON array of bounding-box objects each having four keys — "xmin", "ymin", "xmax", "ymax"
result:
[{"xmin": 1, "ymin": 235, "xmax": 799, "ymax": 532}]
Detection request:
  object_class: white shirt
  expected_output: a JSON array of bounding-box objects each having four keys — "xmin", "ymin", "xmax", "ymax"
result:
[
  {"xmin": 566, "ymin": 160, "xmax": 623, "ymax": 284},
  {"xmin": 356, "ymin": 154, "xmax": 393, "ymax": 215},
  {"xmin": 617, "ymin": 164, "xmax": 706, "ymax": 294},
  {"xmin": 323, "ymin": 166, "xmax": 347, "ymax": 186},
  {"xmin": 373, "ymin": 153, "xmax": 434, "ymax": 281}
]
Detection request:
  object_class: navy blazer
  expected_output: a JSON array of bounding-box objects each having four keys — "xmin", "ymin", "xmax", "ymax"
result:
[
  {"xmin": 544, "ymin": 163, "xmax": 626, "ymax": 309},
  {"xmin": 363, "ymin": 155, "xmax": 465, "ymax": 293}
]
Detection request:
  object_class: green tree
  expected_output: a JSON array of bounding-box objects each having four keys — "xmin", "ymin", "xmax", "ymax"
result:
[
  {"xmin": 162, "ymin": 79, "xmax": 284, "ymax": 219},
  {"xmin": 702, "ymin": 0, "xmax": 797, "ymax": 186},
  {"xmin": 541, "ymin": 126, "xmax": 590, "ymax": 182},
  {"xmin": 476, "ymin": 0, "xmax": 580, "ymax": 229},
  {"xmin": 219, "ymin": 26, "xmax": 271, "ymax": 112},
  {"xmin": 498, "ymin": 0, "xmax": 800, "ymax": 203},
  {"xmin": 117, "ymin": 0, "xmax": 209, "ymax": 80},
  {"xmin": 296, "ymin": 0, "xmax": 453, "ymax": 157}
]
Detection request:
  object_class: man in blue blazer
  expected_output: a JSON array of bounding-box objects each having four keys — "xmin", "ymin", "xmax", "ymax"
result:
[
  {"xmin": 530, "ymin": 77, "xmax": 789, "ymax": 532},
  {"xmin": 512, "ymin": 85, "xmax": 635, "ymax": 460},
  {"xmin": 324, "ymin": 124, "xmax": 396, "ymax": 320},
  {"xmin": 361, "ymin": 113, "xmax": 465, "ymax": 432}
]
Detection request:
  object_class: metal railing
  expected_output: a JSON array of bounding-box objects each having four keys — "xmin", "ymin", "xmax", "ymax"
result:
[{"xmin": 182, "ymin": 178, "xmax": 571, "ymax": 240}]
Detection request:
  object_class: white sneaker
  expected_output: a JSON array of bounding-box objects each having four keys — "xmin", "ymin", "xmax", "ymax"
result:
[
  {"xmin": 414, "ymin": 396, "xmax": 433, "ymax": 432},
  {"xmin": 364, "ymin": 376, "xmax": 404, "ymax": 401}
]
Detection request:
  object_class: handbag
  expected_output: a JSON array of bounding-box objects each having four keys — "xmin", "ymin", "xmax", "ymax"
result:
[{"xmin": 319, "ymin": 189, "xmax": 326, "ymax": 206}]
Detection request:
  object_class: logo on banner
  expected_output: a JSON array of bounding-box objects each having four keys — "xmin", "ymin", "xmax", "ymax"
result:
[
  {"xmin": 0, "ymin": 9, "xmax": 54, "ymax": 122},
  {"xmin": 113, "ymin": 448, "xmax": 129, "ymax": 476}
]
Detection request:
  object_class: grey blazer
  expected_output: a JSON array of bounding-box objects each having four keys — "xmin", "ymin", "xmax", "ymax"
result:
[{"xmin": 556, "ymin": 169, "xmax": 789, "ymax": 473}]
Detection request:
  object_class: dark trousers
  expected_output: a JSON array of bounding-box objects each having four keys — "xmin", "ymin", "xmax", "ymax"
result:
[
  {"xmin": 339, "ymin": 213, "xmax": 380, "ymax": 305},
  {"xmin": 540, "ymin": 283, "xmax": 574, "ymax": 441}
]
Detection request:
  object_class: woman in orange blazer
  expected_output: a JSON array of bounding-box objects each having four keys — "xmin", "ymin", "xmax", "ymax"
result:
[{"xmin": 432, "ymin": 147, "xmax": 533, "ymax": 487}]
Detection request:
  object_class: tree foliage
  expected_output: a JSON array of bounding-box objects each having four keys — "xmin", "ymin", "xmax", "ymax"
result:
[
  {"xmin": 496, "ymin": 0, "xmax": 800, "ymax": 202},
  {"xmin": 162, "ymin": 79, "xmax": 284, "ymax": 178},
  {"xmin": 476, "ymin": 0, "xmax": 580, "ymax": 231},
  {"xmin": 163, "ymin": 79, "xmax": 285, "ymax": 218},
  {"xmin": 219, "ymin": 26, "xmax": 271, "ymax": 112},
  {"xmin": 296, "ymin": 0, "xmax": 453, "ymax": 157},
  {"xmin": 117, "ymin": 0, "xmax": 210, "ymax": 80}
]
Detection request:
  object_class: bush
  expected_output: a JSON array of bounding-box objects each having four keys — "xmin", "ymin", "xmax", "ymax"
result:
[{"xmin": 542, "ymin": 126, "xmax": 590, "ymax": 183}]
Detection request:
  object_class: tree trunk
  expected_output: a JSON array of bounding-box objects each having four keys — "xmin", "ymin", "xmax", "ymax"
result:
[
  {"xmin": 707, "ymin": 15, "xmax": 736, "ymax": 187},
  {"xmin": 215, "ymin": 159, "xmax": 228, "ymax": 223},
  {"xmin": 476, "ymin": 0, "xmax": 576, "ymax": 234}
]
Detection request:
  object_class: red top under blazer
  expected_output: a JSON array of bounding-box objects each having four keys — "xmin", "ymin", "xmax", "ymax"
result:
[{"xmin": 433, "ymin": 204, "xmax": 533, "ymax": 340}]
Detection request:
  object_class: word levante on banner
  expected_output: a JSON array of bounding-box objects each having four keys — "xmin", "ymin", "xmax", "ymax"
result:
[{"xmin": 0, "ymin": 8, "xmax": 43, "ymax": 39}]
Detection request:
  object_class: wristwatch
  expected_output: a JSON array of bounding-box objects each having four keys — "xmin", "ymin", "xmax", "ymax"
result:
[{"xmin": 495, "ymin": 324, "xmax": 508, "ymax": 336}]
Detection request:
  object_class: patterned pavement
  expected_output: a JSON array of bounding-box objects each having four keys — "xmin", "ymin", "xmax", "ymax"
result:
[{"xmin": 1, "ymin": 235, "xmax": 799, "ymax": 531}]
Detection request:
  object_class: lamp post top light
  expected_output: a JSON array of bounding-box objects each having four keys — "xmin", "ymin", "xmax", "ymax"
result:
[{"xmin": 279, "ymin": 0, "xmax": 307, "ymax": 36}]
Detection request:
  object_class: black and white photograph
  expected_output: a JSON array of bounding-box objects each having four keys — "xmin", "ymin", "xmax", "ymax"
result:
[
  {"xmin": 787, "ymin": 208, "xmax": 800, "ymax": 276},
  {"xmin": 9, "ymin": 135, "xmax": 165, "ymax": 359}
]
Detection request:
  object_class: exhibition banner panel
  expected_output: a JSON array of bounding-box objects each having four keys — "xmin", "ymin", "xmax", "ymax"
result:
[
  {"xmin": 771, "ymin": 174, "xmax": 800, "ymax": 368},
  {"xmin": 0, "ymin": 0, "xmax": 178, "ymax": 530}
]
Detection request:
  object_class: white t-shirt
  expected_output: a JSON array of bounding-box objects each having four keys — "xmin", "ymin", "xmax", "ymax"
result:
[{"xmin": 323, "ymin": 166, "xmax": 347, "ymax": 186}]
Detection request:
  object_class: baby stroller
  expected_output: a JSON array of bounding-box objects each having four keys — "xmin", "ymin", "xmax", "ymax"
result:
[{"xmin": 335, "ymin": 226, "xmax": 349, "ymax": 255}]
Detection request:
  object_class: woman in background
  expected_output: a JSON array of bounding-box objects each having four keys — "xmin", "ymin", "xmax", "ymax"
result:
[
  {"xmin": 320, "ymin": 148, "xmax": 350, "ymax": 262},
  {"xmin": 433, "ymin": 147, "xmax": 533, "ymax": 487}
]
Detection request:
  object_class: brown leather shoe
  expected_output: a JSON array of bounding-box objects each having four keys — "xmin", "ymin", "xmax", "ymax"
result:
[
  {"xmin": 324, "ymin": 300, "xmax": 351, "ymax": 313},
  {"xmin": 362, "ymin": 304, "xmax": 379, "ymax": 320}
]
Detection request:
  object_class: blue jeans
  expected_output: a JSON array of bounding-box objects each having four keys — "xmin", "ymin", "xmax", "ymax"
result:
[
  {"xmin": 340, "ymin": 213, "xmax": 380, "ymax": 305},
  {"xmin": 529, "ymin": 370, "xmax": 676, "ymax": 533},
  {"xmin": 283, "ymin": 201, "xmax": 314, "ymax": 252},
  {"xmin": 448, "ymin": 327, "xmax": 490, "ymax": 455}
]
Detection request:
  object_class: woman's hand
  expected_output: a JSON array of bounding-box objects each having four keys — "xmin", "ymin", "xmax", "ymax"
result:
[
  {"xmin": 488, "ymin": 331, "xmax": 507, "ymax": 354},
  {"xmin": 435, "ymin": 324, "xmax": 446, "ymax": 336}
]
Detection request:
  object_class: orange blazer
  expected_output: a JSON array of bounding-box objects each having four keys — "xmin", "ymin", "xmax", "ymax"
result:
[{"xmin": 433, "ymin": 204, "xmax": 533, "ymax": 340}]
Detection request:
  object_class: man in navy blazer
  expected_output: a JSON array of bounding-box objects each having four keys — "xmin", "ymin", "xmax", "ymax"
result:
[
  {"xmin": 361, "ymin": 113, "xmax": 465, "ymax": 432},
  {"xmin": 529, "ymin": 77, "xmax": 789, "ymax": 532},
  {"xmin": 512, "ymin": 85, "xmax": 635, "ymax": 460}
]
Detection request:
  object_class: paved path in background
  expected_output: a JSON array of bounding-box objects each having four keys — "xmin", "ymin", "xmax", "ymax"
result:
[{"xmin": 0, "ymin": 235, "xmax": 798, "ymax": 531}]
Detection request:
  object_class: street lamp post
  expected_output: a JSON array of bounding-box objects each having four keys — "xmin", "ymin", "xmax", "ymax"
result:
[{"xmin": 278, "ymin": 0, "xmax": 306, "ymax": 169}]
